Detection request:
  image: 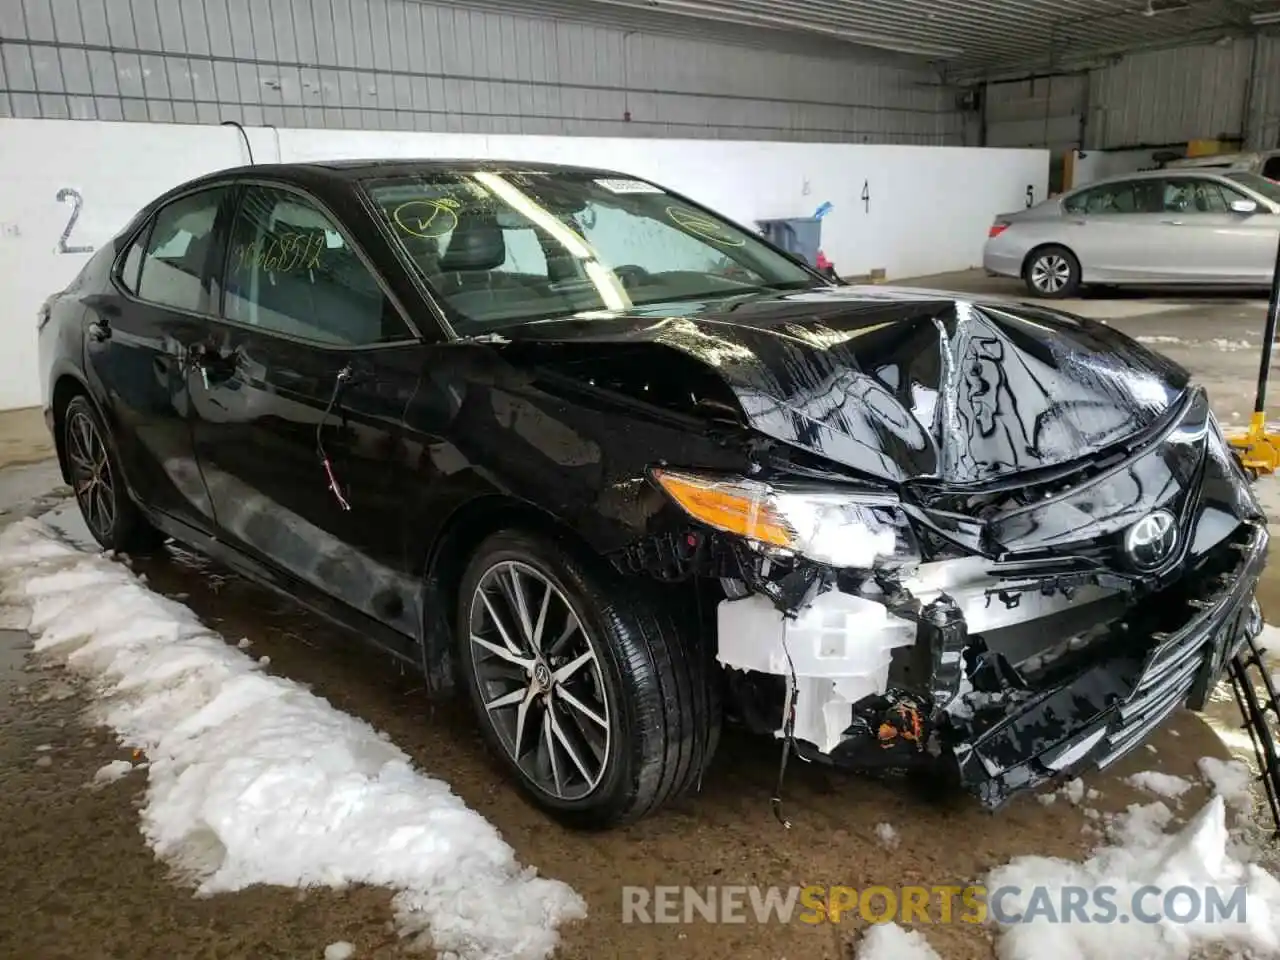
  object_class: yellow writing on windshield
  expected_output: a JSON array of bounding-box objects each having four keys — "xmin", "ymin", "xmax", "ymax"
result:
[
  {"xmin": 393, "ymin": 199, "xmax": 460, "ymax": 239},
  {"xmin": 666, "ymin": 207, "xmax": 746, "ymax": 247}
]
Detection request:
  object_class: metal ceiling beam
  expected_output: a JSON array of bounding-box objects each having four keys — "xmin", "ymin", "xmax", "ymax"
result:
[{"xmin": 450, "ymin": 0, "xmax": 1275, "ymax": 69}]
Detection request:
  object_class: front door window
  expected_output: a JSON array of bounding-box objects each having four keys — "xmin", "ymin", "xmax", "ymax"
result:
[{"xmin": 224, "ymin": 186, "xmax": 410, "ymax": 345}]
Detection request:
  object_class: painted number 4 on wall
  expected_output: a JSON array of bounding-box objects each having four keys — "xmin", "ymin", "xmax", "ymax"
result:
[{"xmin": 56, "ymin": 187, "xmax": 94, "ymax": 254}]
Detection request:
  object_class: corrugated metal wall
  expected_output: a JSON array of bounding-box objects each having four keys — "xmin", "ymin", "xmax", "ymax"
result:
[
  {"xmin": 985, "ymin": 73, "xmax": 1085, "ymax": 149},
  {"xmin": 0, "ymin": 0, "xmax": 960, "ymax": 143},
  {"xmin": 985, "ymin": 34, "xmax": 1280, "ymax": 152},
  {"xmin": 1248, "ymin": 34, "xmax": 1280, "ymax": 151},
  {"xmin": 1088, "ymin": 39, "xmax": 1253, "ymax": 149}
]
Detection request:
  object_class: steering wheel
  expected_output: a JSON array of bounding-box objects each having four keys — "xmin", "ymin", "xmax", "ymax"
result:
[{"xmin": 613, "ymin": 264, "xmax": 651, "ymax": 290}]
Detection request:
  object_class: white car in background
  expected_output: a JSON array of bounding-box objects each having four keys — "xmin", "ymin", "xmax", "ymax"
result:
[
  {"xmin": 1164, "ymin": 148, "xmax": 1280, "ymax": 180},
  {"xmin": 983, "ymin": 169, "xmax": 1280, "ymax": 298}
]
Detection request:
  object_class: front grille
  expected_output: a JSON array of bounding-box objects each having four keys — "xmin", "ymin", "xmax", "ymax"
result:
[
  {"xmin": 1096, "ymin": 658, "xmax": 1201, "ymax": 767},
  {"xmin": 956, "ymin": 520, "xmax": 1267, "ymax": 805},
  {"xmin": 1095, "ymin": 535, "xmax": 1260, "ymax": 768}
]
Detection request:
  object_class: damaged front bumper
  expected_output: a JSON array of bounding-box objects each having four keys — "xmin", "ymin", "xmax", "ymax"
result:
[
  {"xmin": 716, "ymin": 519, "xmax": 1268, "ymax": 807},
  {"xmin": 957, "ymin": 520, "xmax": 1267, "ymax": 804}
]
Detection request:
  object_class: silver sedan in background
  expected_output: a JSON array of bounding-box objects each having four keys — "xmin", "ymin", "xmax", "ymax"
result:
[{"xmin": 983, "ymin": 169, "xmax": 1280, "ymax": 298}]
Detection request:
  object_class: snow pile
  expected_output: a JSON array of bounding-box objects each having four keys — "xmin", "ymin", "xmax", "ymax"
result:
[
  {"xmin": 1199, "ymin": 757, "xmax": 1254, "ymax": 812},
  {"xmin": 1110, "ymin": 799, "xmax": 1174, "ymax": 845},
  {"xmin": 1125, "ymin": 771, "xmax": 1194, "ymax": 801},
  {"xmin": 1061, "ymin": 778, "xmax": 1086, "ymax": 805},
  {"xmin": 324, "ymin": 943, "xmax": 356, "ymax": 960},
  {"xmin": 0, "ymin": 519, "xmax": 585, "ymax": 960},
  {"xmin": 984, "ymin": 797, "xmax": 1280, "ymax": 959},
  {"xmin": 874, "ymin": 823, "xmax": 899, "ymax": 848},
  {"xmin": 92, "ymin": 759, "xmax": 134, "ymax": 785},
  {"xmin": 1260, "ymin": 622, "xmax": 1280, "ymax": 649},
  {"xmin": 1136, "ymin": 335, "xmax": 1184, "ymax": 345},
  {"xmin": 855, "ymin": 922, "xmax": 941, "ymax": 960}
]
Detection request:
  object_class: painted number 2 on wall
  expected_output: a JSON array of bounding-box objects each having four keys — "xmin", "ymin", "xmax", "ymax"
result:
[{"xmin": 56, "ymin": 188, "xmax": 94, "ymax": 254}]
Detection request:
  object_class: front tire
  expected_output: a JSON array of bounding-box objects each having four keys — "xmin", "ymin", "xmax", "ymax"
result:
[
  {"xmin": 62, "ymin": 395, "xmax": 164, "ymax": 553},
  {"xmin": 1023, "ymin": 245, "xmax": 1081, "ymax": 298},
  {"xmin": 456, "ymin": 530, "xmax": 720, "ymax": 828}
]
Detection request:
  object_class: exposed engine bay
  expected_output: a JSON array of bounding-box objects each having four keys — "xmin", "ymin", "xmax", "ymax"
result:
[{"xmin": 619, "ymin": 385, "xmax": 1268, "ymax": 806}]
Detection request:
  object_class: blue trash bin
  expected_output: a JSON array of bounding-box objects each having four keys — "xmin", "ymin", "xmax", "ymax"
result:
[{"xmin": 756, "ymin": 217, "xmax": 823, "ymax": 268}]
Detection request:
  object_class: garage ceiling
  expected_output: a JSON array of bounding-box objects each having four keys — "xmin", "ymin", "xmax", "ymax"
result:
[{"xmin": 457, "ymin": 0, "xmax": 1280, "ymax": 74}]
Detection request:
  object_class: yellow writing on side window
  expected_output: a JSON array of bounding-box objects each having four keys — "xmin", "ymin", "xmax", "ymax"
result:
[{"xmin": 232, "ymin": 231, "xmax": 325, "ymax": 273}]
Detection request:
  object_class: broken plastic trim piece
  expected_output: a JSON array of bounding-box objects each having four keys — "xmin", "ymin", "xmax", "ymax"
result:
[{"xmin": 771, "ymin": 642, "xmax": 798, "ymax": 830}]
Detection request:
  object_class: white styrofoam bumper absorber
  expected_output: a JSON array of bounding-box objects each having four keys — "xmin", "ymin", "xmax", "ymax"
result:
[{"xmin": 716, "ymin": 589, "xmax": 916, "ymax": 754}]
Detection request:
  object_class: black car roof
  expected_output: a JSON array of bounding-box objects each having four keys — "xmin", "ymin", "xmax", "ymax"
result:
[
  {"xmin": 134, "ymin": 157, "xmax": 659, "ymax": 242},
  {"xmin": 202, "ymin": 158, "xmax": 628, "ymax": 182}
]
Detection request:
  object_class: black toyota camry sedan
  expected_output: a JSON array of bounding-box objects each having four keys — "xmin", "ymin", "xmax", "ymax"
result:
[{"xmin": 37, "ymin": 159, "xmax": 1267, "ymax": 827}]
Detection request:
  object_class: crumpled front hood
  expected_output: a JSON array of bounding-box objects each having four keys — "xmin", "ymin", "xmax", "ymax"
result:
[{"xmin": 501, "ymin": 285, "xmax": 1191, "ymax": 485}]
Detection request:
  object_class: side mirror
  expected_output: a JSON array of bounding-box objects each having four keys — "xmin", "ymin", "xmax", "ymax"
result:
[{"xmin": 1230, "ymin": 199, "xmax": 1258, "ymax": 214}]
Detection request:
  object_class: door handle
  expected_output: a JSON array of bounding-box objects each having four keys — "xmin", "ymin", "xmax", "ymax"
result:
[
  {"xmin": 87, "ymin": 320, "xmax": 111, "ymax": 342},
  {"xmin": 1160, "ymin": 219, "xmax": 1185, "ymax": 225}
]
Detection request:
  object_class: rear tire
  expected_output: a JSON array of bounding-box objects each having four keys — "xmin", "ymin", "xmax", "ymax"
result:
[
  {"xmin": 62, "ymin": 395, "xmax": 165, "ymax": 553},
  {"xmin": 456, "ymin": 529, "xmax": 720, "ymax": 828},
  {"xmin": 1023, "ymin": 245, "xmax": 1081, "ymax": 299}
]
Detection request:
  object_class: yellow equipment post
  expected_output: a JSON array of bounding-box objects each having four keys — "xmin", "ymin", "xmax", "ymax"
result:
[{"xmin": 1228, "ymin": 227, "xmax": 1280, "ymax": 477}]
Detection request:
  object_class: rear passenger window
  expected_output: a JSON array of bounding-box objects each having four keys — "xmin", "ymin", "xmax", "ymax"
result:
[
  {"xmin": 118, "ymin": 234, "xmax": 144, "ymax": 294},
  {"xmin": 1062, "ymin": 180, "xmax": 1160, "ymax": 215},
  {"xmin": 136, "ymin": 189, "xmax": 226, "ymax": 313},
  {"xmin": 223, "ymin": 186, "xmax": 408, "ymax": 345}
]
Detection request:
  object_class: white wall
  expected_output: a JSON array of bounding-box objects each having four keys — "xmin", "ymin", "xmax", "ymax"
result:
[{"xmin": 0, "ymin": 117, "xmax": 1047, "ymax": 411}]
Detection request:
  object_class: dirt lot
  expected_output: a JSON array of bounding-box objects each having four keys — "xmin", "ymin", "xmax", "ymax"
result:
[
  {"xmin": 0, "ymin": 277, "xmax": 1275, "ymax": 960},
  {"xmin": 0, "ymin": 537, "xmax": 1244, "ymax": 960}
]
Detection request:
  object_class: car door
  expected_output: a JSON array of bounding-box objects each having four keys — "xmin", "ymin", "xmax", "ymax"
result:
[
  {"xmin": 1153, "ymin": 176, "xmax": 1277, "ymax": 282},
  {"xmin": 181, "ymin": 180, "xmax": 428, "ymax": 638},
  {"xmin": 1260, "ymin": 154, "xmax": 1280, "ymax": 183},
  {"xmin": 1214, "ymin": 177, "xmax": 1280, "ymax": 284},
  {"xmin": 83, "ymin": 184, "xmax": 232, "ymax": 535},
  {"xmin": 1057, "ymin": 178, "xmax": 1166, "ymax": 282}
]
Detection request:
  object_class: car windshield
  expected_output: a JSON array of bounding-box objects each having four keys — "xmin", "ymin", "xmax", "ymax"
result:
[
  {"xmin": 1225, "ymin": 171, "xmax": 1280, "ymax": 204},
  {"xmin": 364, "ymin": 171, "xmax": 821, "ymax": 333}
]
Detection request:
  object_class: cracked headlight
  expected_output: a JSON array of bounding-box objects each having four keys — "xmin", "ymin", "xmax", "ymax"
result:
[{"xmin": 652, "ymin": 468, "xmax": 919, "ymax": 569}]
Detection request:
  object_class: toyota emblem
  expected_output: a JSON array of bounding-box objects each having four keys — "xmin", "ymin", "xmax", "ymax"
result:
[{"xmin": 1124, "ymin": 510, "xmax": 1178, "ymax": 570}]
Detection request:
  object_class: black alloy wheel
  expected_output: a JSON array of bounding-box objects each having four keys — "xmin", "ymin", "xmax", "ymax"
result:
[
  {"xmin": 456, "ymin": 530, "xmax": 721, "ymax": 828},
  {"xmin": 468, "ymin": 558, "xmax": 611, "ymax": 802},
  {"xmin": 62, "ymin": 395, "xmax": 164, "ymax": 552}
]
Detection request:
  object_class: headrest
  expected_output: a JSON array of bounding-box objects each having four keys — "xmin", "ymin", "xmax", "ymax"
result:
[{"xmin": 438, "ymin": 211, "xmax": 506, "ymax": 272}]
